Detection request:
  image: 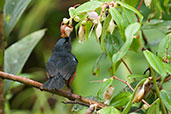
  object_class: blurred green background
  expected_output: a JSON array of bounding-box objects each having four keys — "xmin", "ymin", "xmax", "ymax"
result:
[{"xmin": 4, "ymin": 0, "xmax": 170, "ymax": 114}]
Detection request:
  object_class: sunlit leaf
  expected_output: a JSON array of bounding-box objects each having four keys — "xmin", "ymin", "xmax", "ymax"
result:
[
  {"xmin": 160, "ymin": 90, "xmax": 171, "ymax": 112},
  {"xmin": 110, "ymin": 92, "xmax": 131, "ymax": 107},
  {"xmin": 97, "ymin": 78, "xmax": 113, "ymax": 100},
  {"xmin": 147, "ymin": 99, "xmax": 160, "ymax": 114},
  {"xmin": 4, "ymin": 0, "xmax": 31, "ymax": 37},
  {"xmin": 158, "ymin": 33, "xmax": 171, "ymax": 60},
  {"xmin": 99, "ymin": 106, "xmax": 120, "ymax": 114},
  {"xmin": 125, "ymin": 0, "xmax": 139, "ymax": 7},
  {"xmin": 116, "ymin": 1, "xmax": 143, "ymax": 23},
  {"xmin": 112, "ymin": 22, "xmax": 140, "ymax": 64},
  {"xmin": 143, "ymin": 50, "xmax": 167, "ymax": 78},
  {"xmin": 74, "ymin": 1, "xmax": 103, "ymax": 16}
]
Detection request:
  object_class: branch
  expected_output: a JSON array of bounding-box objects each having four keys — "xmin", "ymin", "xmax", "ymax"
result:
[{"xmin": 0, "ymin": 71, "xmax": 106, "ymax": 109}]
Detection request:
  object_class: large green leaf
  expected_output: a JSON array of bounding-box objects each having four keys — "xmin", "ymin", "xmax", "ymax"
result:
[
  {"xmin": 112, "ymin": 22, "xmax": 140, "ymax": 64},
  {"xmin": 109, "ymin": 8, "xmax": 124, "ymax": 37},
  {"xmin": 5, "ymin": 29, "xmax": 46, "ymax": 74},
  {"xmin": 105, "ymin": 32, "xmax": 124, "ymax": 59},
  {"xmin": 110, "ymin": 92, "xmax": 131, "ymax": 108},
  {"xmin": 99, "ymin": 107, "xmax": 120, "ymax": 114},
  {"xmin": 116, "ymin": 1, "xmax": 143, "ymax": 23},
  {"xmin": 122, "ymin": 78, "xmax": 146, "ymax": 114},
  {"xmin": 122, "ymin": 7, "xmax": 137, "ymax": 24},
  {"xmin": 74, "ymin": 1, "xmax": 103, "ymax": 16},
  {"xmin": 160, "ymin": 90, "xmax": 171, "ymax": 112},
  {"xmin": 147, "ymin": 99, "xmax": 160, "ymax": 114},
  {"xmin": 158, "ymin": 33, "xmax": 171, "ymax": 60},
  {"xmin": 97, "ymin": 78, "xmax": 113, "ymax": 100},
  {"xmin": 143, "ymin": 50, "xmax": 167, "ymax": 78},
  {"xmin": 4, "ymin": 0, "xmax": 31, "ymax": 37},
  {"xmin": 125, "ymin": 0, "xmax": 139, "ymax": 7},
  {"xmin": 4, "ymin": 29, "xmax": 46, "ymax": 91}
]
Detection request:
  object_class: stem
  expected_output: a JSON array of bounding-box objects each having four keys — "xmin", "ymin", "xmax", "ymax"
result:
[
  {"xmin": 121, "ymin": 59, "xmax": 133, "ymax": 75},
  {"xmin": 150, "ymin": 67, "xmax": 167, "ymax": 114},
  {"xmin": 0, "ymin": 71, "xmax": 106, "ymax": 109},
  {"xmin": 0, "ymin": 10, "xmax": 5, "ymax": 114},
  {"xmin": 137, "ymin": 0, "xmax": 144, "ymax": 11}
]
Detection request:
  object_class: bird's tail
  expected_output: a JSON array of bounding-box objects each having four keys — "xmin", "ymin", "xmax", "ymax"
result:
[{"xmin": 42, "ymin": 76, "xmax": 65, "ymax": 90}]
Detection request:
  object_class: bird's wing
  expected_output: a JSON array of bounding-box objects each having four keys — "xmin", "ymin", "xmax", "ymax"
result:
[{"xmin": 46, "ymin": 52, "xmax": 78, "ymax": 80}]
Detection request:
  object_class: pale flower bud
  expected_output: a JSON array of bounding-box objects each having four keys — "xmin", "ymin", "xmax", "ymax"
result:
[
  {"xmin": 103, "ymin": 85, "xmax": 114, "ymax": 105},
  {"xmin": 145, "ymin": 0, "xmax": 152, "ymax": 7},
  {"xmin": 87, "ymin": 11, "xmax": 99, "ymax": 24},
  {"xmin": 107, "ymin": 19, "xmax": 115, "ymax": 34},
  {"xmin": 96, "ymin": 22, "xmax": 102, "ymax": 39},
  {"xmin": 63, "ymin": 18, "xmax": 69, "ymax": 24},
  {"xmin": 78, "ymin": 25, "xmax": 85, "ymax": 43},
  {"xmin": 74, "ymin": 16, "xmax": 80, "ymax": 22}
]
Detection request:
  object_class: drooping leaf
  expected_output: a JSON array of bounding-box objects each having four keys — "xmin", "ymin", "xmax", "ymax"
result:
[
  {"xmin": 4, "ymin": 0, "xmax": 31, "ymax": 37},
  {"xmin": 163, "ymin": 63, "xmax": 171, "ymax": 75},
  {"xmin": 112, "ymin": 22, "xmax": 141, "ymax": 64},
  {"xmin": 109, "ymin": 8, "xmax": 124, "ymax": 38},
  {"xmin": 74, "ymin": 1, "xmax": 103, "ymax": 16},
  {"xmin": 147, "ymin": 99, "xmax": 160, "ymax": 114},
  {"xmin": 160, "ymin": 90, "xmax": 171, "ymax": 112},
  {"xmin": 92, "ymin": 52, "xmax": 107, "ymax": 76},
  {"xmin": 97, "ymin": 78, "xmax": 113, "ymax": 100},
  {"xmin": 4, "ymin": 29, "xmax": 46, "ymax": 91},
  {"xmin": 110, "ymin": 92, "xmax": 131, "ymax": 107},
  {"xmin": 158, "ymin": 33, "xmax": 171, "ymax": 60},
  {"xmin": 99, "ymin": 106, "xmax": 120, "ymax": 114},
  {"xmin": 116, "ymin": 1, "xmax": 143, "ymax": 23},
  {"xmin": 122, "ymin": 79, "xmax": 147, "ymax": 114},
  {"xmin": 143, "ymin": 50, "xmax": 167, "ymax": 78}
]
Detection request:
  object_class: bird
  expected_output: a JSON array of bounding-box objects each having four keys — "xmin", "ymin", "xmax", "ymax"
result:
[{"xmin": 42, "ymin": 36, "xmax": 78, "ymax": 93}]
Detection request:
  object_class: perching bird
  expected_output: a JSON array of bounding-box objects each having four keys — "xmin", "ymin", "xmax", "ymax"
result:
[{"xmin": 42, "ymin": 36, "xmax": 78, "ymax": 93}]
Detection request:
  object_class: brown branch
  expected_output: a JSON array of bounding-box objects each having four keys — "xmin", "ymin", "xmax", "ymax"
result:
[
  {"xmin": 0, "ymin": 11, "xmax": 5, "ymax": 114},
  {"xmin": 137, "ymin": 0, "xmax": 144, "ymax": 11},
  {"xmin": 112, "ymin": 75, "xmax": 151, "ymax": 107},
  {"xmin": 121, "ymin": 59, "xmax": 133, "ymax": 75},
  {"xmin": 0, "ymin": 71, "xmax": 106, "ymax": 109}
]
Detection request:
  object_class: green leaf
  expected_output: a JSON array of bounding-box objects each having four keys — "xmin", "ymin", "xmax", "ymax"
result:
[
  {"xmin": 116, "ymin": 1, "xmax": 143, "ymax": 23},
  {"xmin": 100, "ymin": 14, "xmax": 111, "ymax": 51},
  {"xmin": 0, "ymin": 0, "xmax": 5, "ymax": 11},
  {"xmin": 158, "ymin": 33, "xmax": 171, "ymax": 60},
  {"xmin": 109, "ymin": 8, "xmax": 124, "ymax": 38},
  {"xmin": 128, "ymin": 74, "xmax": 148, "ymax": 82},
  {"xmin": 92, "ymin": 52, "xmax": 107, "ymax": 76},
  {"xmin": 97, "ymin": 78, "xmax": 113, "ymax": 100},
  {"xmin": 122, "ymin": 78, "xmax": 146, "ymax": 114},
  {"xmin": 147, "ymin": 99, "xmax": 160, "ymax": 114},
  {"xmin": 74, "ymin": 1, "xmax": 103, "ymax": 16},
  {"xmin": 110, "ymin": 92, "xmax": 131, "ymax": 107},
  {"xmin": 85, "ymin": 21, "xmax": 93, "ymax": 39},
  {"xmin": 105, "ymin": 32, "xmax": 124, "ymax": 59},
  {"xmin": 160, "ymin": 90, "xmax": 171, "ymax": 112},
  {"xmin": 4, "ymin": 29, "xmax": 46, "ymax": 91},
  {"xmin": 99, "ymin": 107, "xmax": 120, "ymax": 114},
  {"xmin": 143, "ymin": 50, "xmax": 167, "ymax": 78},
  {"xmin": 122, "ymin": 7, "xmax": 137, "ymax": 24},
  {"xmin": 112, "ymin": 22, "xmax": 140, "ymax": 64},
  {"xmin": 4, "ymin": 0, "xmax": 31, "ymax": 37},
  {"xmin": 125, "ymin": 0, "xmax": 139, "ymax": 7}
]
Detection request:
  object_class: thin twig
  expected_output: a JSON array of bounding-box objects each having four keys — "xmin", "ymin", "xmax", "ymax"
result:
[
  {"xmin": 0, "ymin": 71, "xmax": 106, "ymax": 109},
  {"xmin": 112, "ymin": 75, "xmax": 151, "ymax": 107},
  {"xmin": 121, "ymin": 59, "xmax": 133, "ymax": 75},
  {"xmin": 137, "ymin": 0, "xmax": 144, "ymax": 11},
  {"xmin": 62, "ymin": 101, "xmax": 90, "ymax": 107}
]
